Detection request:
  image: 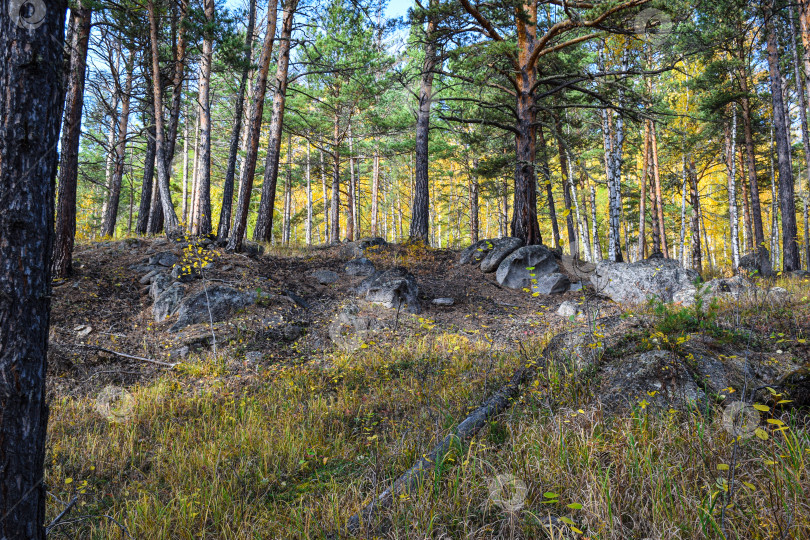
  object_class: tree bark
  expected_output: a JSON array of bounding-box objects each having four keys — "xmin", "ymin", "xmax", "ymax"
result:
[
  {"xmin": 638, "ymin": 122, "xmax": 650, "ymax": 260},
  {"xmin": 330, "ymin": 113, "xmax": 342, "ymax": 242},
  {"xmin": 724, "ymin": 105, "xmax": 741, "ymax": 270},
  {"xmin": 765, "ymin": 2, "xmax": 801, "ymax": 271},
  {"xmin": 147, "ymin": 0, "xmax": 181, "ymax": 238},
  {"xmin": 409, "ymin": 6, "xmax": 438, "ymax": 242},
  {"xmin": 469, "ymin": 157, "xmax": 480, "ymax": 243},
  {"xmin": 135, "ymin": 109, "xmax": 157, "ymax": 234},
  {"xmin": 371, "ymin": 147, "xmax": 380, "ymax": 236},
  {"xmin": 0, "ymin": 2, "xmax": 67, "ymax": 536},
  {"xmin": 537, "ymin": 128, "xmax": 559, "ymax": 249},
  {"xmin": 688, "ymin": 157, "xmax": 703, "ymax": 274},
  {"xmin": 306, "ymin": 140, "xmax": 313, "ymax": 245},
  {"xmin": 253, "ymin": 0, "xmax": 298, "ymax": 242},
  {"xmin": 650, "ymin": 121, "xmax": 668, "ymax": 257},
  {"xmin": 192, "ymin": 0, "xmax": 215, "ymax": 236},
  {"xmin": 554, "ymin": 119, "xmax": 577, "ymax": 252},
  {"xmin": 218, "ymin": 0, "xmax": 256, "ymax": 239},
  {"xmin": 227, "ymin": 0, "xmax": 280, "ymax": 252},
  {"xmin": 101, "ymin": 48, "xmax": 134, "ymax": 237},
  {"xmin": 53, "ymin": 3, "xmax": 91, "ymax": 277},
  {"xmin": 320, "ymin": 150, "xmax": 330, "ymax": 242}
]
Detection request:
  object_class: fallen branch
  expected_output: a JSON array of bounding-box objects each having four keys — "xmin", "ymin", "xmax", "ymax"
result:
[
  {"xmin": 344, "ymin": 362, "xmax": 538, "ymax": 535},
  {"xmin": 45, "ymin": 495, "xmax": 78, "ymax": 534},
  {"xmin": 73, "ymin": 344, "xmax": 178, "ymax": 368}
]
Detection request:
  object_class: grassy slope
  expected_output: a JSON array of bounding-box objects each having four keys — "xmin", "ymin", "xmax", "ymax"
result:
[{"xmin": 45, "ymin": 251, "xmax": 810, "ymax": 539}]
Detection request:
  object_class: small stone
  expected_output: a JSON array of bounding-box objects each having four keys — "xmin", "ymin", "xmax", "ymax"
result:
[
  {"xmin": 244, "ymin": 351, "xmax": 264, "ymax": 363},
  {"xmin": 140, "ymin": 268, "xmax": 161, "ymax": 285},
  {"xmin": 432, "ymin": 298, "xmax": 455, "ymax": 306},
  {"xmin": 221, "ymin": 264, "xmax": 233, "ymax": 272},
  {"xmin": 557, "ymin": 301, "xmax": 580, "ymax": 318},
  {"xmin": 169, "ymin": 346, "xmax": 190, "ymax": 359},
  {"xmin": 75, "ymin": 324, "xmax": 92, "ymax": 338}
]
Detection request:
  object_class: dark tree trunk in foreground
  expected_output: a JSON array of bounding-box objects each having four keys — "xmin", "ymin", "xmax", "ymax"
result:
[
  {"xmin": 409, "ymin": 6, "xmax": 437, "ymax": 242},
  {"xmin": 136, "ymin": 116, "xmax": 157, "ymax": 234},
  {"xmin": 538, "ymin": 127, "xmax": 560, "ymax": 248},
  {"xmin": 254, "ymin": 0, "xmax": 298, "ymax": 242},
  {"xmin": 53, "ymin": 3, "xmax": 91, "ymax": 278},
  {"xmin": 227, "ymin": 0, "xmax": 280, "ymax": 252},
  {"xmin": 147, "ymin": 0, "xmax": 182, "ymax": 238},
  {"xmin": 218, "ymin": 0, "xmax": 257, "ymax": 239},
  {"xmin": 0, "ymin": 2, "xmax": 67, "ymax": 537},
  {"xmin": 101, "ymin": 49, "xmax": 134, "ymax": 237},
  {"xmin": 766, "ymin": 2, "xmax": 801, "ymax": 271}
]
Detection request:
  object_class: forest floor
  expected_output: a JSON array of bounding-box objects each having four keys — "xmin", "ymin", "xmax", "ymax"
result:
[{"xmin": 43, "ymin": 237, "xmax": 810, "ymax": 539}]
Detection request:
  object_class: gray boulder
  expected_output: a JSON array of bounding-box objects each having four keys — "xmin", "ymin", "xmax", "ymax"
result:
[
  {"xmin": 496, "ymin": 245, "xmax": 559, "ymax": 289},
  {"xmin": 345, "ymin": 257, "xmax": 377, "ymax": 277},
  {"xmin": 738, "ymin": 249, "xmax": 773, "ymax": 277},
  {"xmin": 459, "ymin": 239, "xmax": 496, "ymax": 265},
  {"xmin": 432, "ymin": 297, "xmax": 455, "ymax": 306},
  {"xmin": 594, "ymin": 257, "xmax": 699, "ymax": 304},
  {"xmin": 170, "ymin": 285, "xmax": 256, "ymax": 332},
  {"xmin": 153, "ymin": 283, "xmax": 186, "ymax": 322},
  {"xmin": 531, "ymin": 273, "xmax": 570, "ymax": 295},
  {"xmin": 311, "ymin": 269, "xmax": 340, "ymax": 285},
  {"xmin": 480, "ymin": 237, "xmax": 523, "ymax": 273},
  {"xmin": 364, "ymin": 268, "xmax": 420, "ymax": 314},
  {"xmin": 341, "ymin": 237, "xmax": 387, "ymax": 259},
  {"xmin": 149, "ymin": 251, "xmax": 178, "ymax": 267}
]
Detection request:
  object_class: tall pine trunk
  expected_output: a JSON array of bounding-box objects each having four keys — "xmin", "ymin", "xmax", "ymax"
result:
[
  {"xmin": 765, "ymin": 2, "xmax": 801, "ymax": 271},
  {"xmin": 53, "ymin": 3, "xmax": 91, "ymax": 277},
  {"xmin": 725, "ymin": 105, "xmax": 741, "ymax": 270},
  {"xmin": 147, "ymin": 0, "xmax": 181, "ymax": 238},
  {"xmin": 218, "ymin": 0, "xmax": 257, "ymax": 239},
  {"xmin": 101, "ymin": 49, "xmax": 134, "ymax": 237},
  {"xmin": 410, "ymin": 7, "xmax": 438, "ymax": 242},
  {"xmin": 227, "ymin": 0, "xmax": 280, "ymax": 252},
  {"xmin": 253, "ymin": 0, "xmax": 298, "ymax": 241}
]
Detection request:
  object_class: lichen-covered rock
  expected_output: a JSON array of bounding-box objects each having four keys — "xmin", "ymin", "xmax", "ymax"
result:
[
  {"xmin": 153, "ymin": 283, "xmax": 186, "ymax": 322},
  {"xmin": 594, "ymin": 257, "xmax": 699, "ymax": 304},
  {"xmin": 480, "ymin": 237, "xmax": 523, "ymax": 273},
  {"xmin": 170, "ymin": 285, "xmax": 256, "ymax": 332},
  {"xmin": 311, "ymin": 269, "xmax": 340, "ymax": 285},
  {"xmin": 150, "ymin": 273, "xmax": 172, "ymax": 301},
  {"xmin": 364, "ymin": 268, "xmax": 420, "ymax": 314},
  {"xmin": 738, "ymin": 249, "xmax": 773, "ymax": 277},
  {"xmin": 328, "ymin": 304, "xmax": 385, "ymax": 351},
  {"xmin": 345, "ymin": 257, "xmax": 377, "ymax": 277},
  {"xmin": 599, "ymin": 350, "xmax": 704, "ymax": 413},
  {"xmin": 340, "ymin": 237, "xmax": 387, "ymax": 259},
  {"xmin": 495, "ymin": 245, "xmax": 559, "ymax": 289},
  {"xmin": 149, "ymin": 251, "xmax": 178, "ymax": 267}
]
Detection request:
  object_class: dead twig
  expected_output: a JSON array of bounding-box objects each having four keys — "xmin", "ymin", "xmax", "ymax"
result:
[{"xmin": 72, "ymin": 344, "xmax": 177, "ymax": 368}]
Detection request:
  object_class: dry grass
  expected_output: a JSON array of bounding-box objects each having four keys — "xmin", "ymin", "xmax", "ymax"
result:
[{"xmin": 44, "ymin": 243, "xmax": 810, "ymax": 539}]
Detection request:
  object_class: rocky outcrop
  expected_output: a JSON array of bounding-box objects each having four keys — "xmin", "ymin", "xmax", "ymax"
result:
[
  {"xmin": 363, "ymin": 268, "xmax": 420, "ymax": 314},
  {"xmin": 495, "ymin": 245, "xmax": 559, "ymax": 289},
  {"xmin": 480, "ymin": 237, "xmax": 523, "ymax": 273},
  {"xmin": 594, "ymin": 257, "xmax": 699, "ymax": 304},
  {"xmin": 738, "ymin": 249, "xmax": 773, "ymax": 277},
  {"xmin": 345, "ymin": 257, "xmax": 377, "ymax": 277},
  {"xmin": 153, "ymin": 283, "xmax": 186, "ymax": 322},
  {"xmin": 311, "ymin": 269, "xmax": 340, "ymax": 284},
  {"xmin": 328, "ymin": 304, "xmax": 385, "ymax": 351},
  {"xmin": 170, "ymin": 286, "xmax": 256, "ymax": 332}
]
